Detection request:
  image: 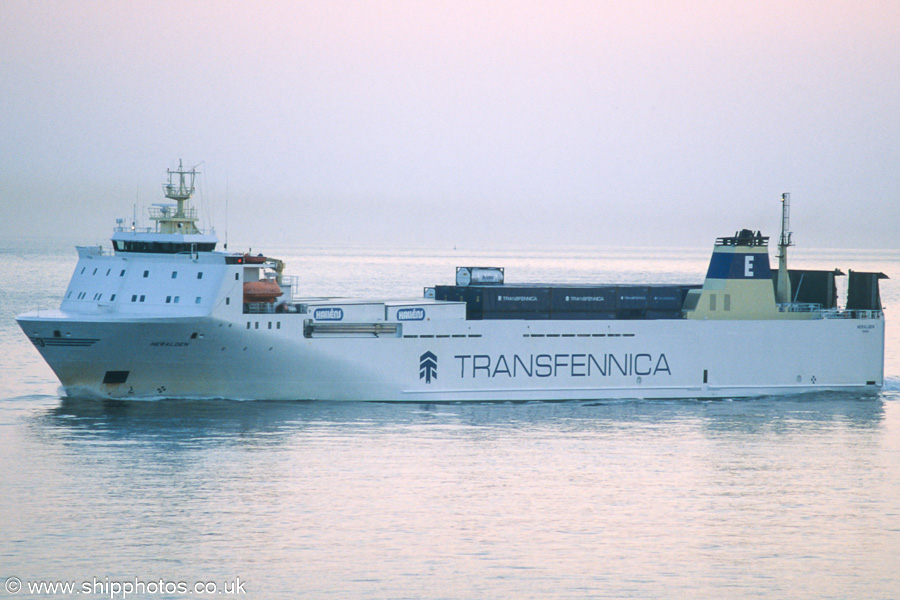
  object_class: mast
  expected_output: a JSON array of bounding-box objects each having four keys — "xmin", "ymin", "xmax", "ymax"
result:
[
  {"xmin": 152, "ymin": 159, "xmax": 202, "ymax": 234},
  {"xmin": 775, "ymin": 193, "xmax": 793, "ymax": 304}
]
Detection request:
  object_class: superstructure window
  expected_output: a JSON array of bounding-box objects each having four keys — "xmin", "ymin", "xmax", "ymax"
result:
[
  {"xmin": 117, "ymin": 241, "xmax": 215, "ymax": 253},
  {"xmin": 92, "ymin": 268, "xmax": 97, "ymax": 275},
  {"xmin": 110, "ymin": 294, "xmax": 116, "ymax": 301},
  {"xmin": 195, "ymin": 297, "xmax": 202, "ymax": 304},
  {"xmin": 174, "ymin": 296, "xmax": 180, "ymax": 303},
  {"xmin": 106, "ymin": 269, "xmax": 111, "ymax": 276},
  {"xmin": 197, "ymin": 272, "xmax": 204, "ymax": 279},
  {"xmin": 171, "ymin": 271, "xmax": 178, "ymax": 279},
  {"xmin": 140, "ymin": 295, "xmax": 145, "ymax": 302},
  {"xmin": 143, "ymin": 270, "xmax": 149, "ymax": 278},
  {"xmin": 120, "ymin": 270, "xmax": 126, "ymax": 277},
  {"xmin": 166, "ymin": 296, "xmax": 172, "ymax": 303},
  {"xmin": 131, "ymin": 295, "xmax": 137, "ymax": 302}
]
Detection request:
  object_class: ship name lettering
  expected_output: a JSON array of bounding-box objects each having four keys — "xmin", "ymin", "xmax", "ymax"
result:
[{"xmin": 453, "ymin": 352, "xmax": 670, "ymax": 379}]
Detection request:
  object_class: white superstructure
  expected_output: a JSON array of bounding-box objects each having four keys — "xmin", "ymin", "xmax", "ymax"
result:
[{"xmin": 17, "ymin": 167, "xmax": 886, "ymax": 401}]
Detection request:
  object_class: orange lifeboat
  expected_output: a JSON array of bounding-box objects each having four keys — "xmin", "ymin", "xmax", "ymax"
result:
[
  {"xmin": 243, "ymin": 253, "xmax": 267, "ymax": 264},
  {"xmin": 243, "ymin": 280, "xmax": 283, "ymax": 303}
]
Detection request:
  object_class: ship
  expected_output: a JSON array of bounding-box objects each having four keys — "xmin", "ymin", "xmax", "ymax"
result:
[{"xmin": 17, "ymin": 163, "xmax": 887, "ymax": 401}]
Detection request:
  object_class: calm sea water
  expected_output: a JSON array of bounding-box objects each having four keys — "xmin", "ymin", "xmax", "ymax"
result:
[{"xmin": 1, "ymin": 240, "xmax": 899, "ymax": 599}]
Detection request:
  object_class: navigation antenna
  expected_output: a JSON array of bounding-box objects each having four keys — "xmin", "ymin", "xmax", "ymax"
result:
[
  {"xmin": 154, "ymin": 160, "xmax": 202, "ymax": 235},
  {"xmin": 775, "ymin": 193, "xmax": 794, "ymax": 304},
  {"xmin": 164, "ymin": 159, "xmax": 198, "ymax": 212},
  {"xmin": 224, "ymin": 171, "xmax": 229, "ymax": 250}
]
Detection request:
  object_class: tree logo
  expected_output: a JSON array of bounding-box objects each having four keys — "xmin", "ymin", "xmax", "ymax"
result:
[{"xmin": 419, "ymin": 351, "xmax": 437, "ymax": 384}]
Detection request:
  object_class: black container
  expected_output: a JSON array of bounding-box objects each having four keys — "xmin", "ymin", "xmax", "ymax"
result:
[
  {"xmin": 647, "ymin": 286, "xmax": 687, "ymax": 311},
  {"xmin": 616, "ymin": 286, "xmax": 650, "ymax": 310},
  {"xmin": 482, "ymin": 286, "xmax": 552, "ymax": 313},
  {"xmin": 550, "ymin": 287, "xmax": 617, "ymax": 313},
  {"xmin": 434, "ymin": 285, "xmax": 484, "ymax": 319}
]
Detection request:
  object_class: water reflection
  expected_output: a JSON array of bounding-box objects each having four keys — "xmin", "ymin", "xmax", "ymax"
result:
[
  {"xmin": 9, "ymin": 392, "xmax": 895, "ymax": 600},
  {"xmin": 36, "ymin": 393, "xmax": 886, "ymax": 448}
]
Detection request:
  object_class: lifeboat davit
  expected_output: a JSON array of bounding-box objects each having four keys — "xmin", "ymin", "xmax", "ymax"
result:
[{"xmin": 243, "ymin": 280, "xmax": 283, "ymax": 303}]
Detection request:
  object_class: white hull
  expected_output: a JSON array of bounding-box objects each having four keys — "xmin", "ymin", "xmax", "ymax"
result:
[
  {"xmin": 17, "ymin": 174, "xmax": 885, "ymax": 403},
  {"xmin": 18, "ymin": 310, "xmax": 884, "ymax": 401}
]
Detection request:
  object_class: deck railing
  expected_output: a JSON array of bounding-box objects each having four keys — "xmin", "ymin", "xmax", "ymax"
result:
[{"xmin": 778, "ymin": 304, "xmax": 883, "ymax": 320}]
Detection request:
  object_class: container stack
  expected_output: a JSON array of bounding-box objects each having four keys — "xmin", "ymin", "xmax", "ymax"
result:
[{"xmin": 433, "ymin": 284, "xmax": 699, "ymax": 320}]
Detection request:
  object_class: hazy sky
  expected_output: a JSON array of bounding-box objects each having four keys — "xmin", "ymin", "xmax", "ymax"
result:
[{"xmin": 2, "ymin": 0, "xmax": 898, "ymax": 249}]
